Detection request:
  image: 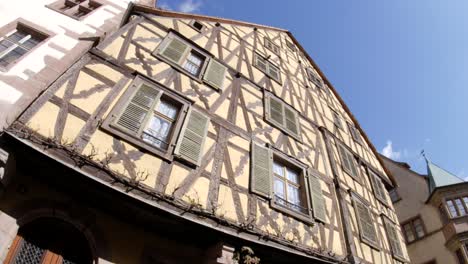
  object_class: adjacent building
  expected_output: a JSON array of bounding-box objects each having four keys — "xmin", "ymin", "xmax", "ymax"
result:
[
  {"xmin": 382, "ymin": 155, "xmax": 468, "ymax": 264},
  {"xmin": 0, "ymin": 3, "xmax": 410, "ymax": 263}
]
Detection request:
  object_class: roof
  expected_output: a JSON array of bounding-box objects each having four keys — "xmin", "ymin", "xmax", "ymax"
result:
[
  {"xmin": 426, "ymin": 159, "xmax": 465, "ymax": 193},
  {"xmin": 127, "ymin": 3, "xmax": 398, "ymax": 187}
]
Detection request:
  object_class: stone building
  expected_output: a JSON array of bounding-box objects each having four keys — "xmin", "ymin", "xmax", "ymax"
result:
[
  {"xmin": 0, "ymin": 3, "xmax": 410, "ymax": 263},
  {"xmin": 381, "ymin": 155, "xmax": 468, "ymax": 264}
]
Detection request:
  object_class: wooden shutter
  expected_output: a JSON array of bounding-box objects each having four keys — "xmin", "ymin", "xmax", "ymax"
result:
[
  {"xmin": 159, "ymin": 36, "xmax": 190, "ymax": 65},
  {"xmin": 370, "ymin": 171, "xmax": 388, "ymax": 204},
  {"xmin": 338, "ymin": 145, "xmax": 352, "ymax": 174},
  {"xmin": 116, "ymin": 84, "xmax": 159, "ymax": 134},
  {"xmin": 284, "ymin": 106, "xmax": 299, "ymax": 137},
  {"xmin": 308, "ymin": 173, "xmax": 327, "ymax": 223},
  {"xmin": 354, "ymin": 198, "xmax": 378, "ymax": 245},
  {"xmin": 174, "ymin": 108, "xmax": 209, "ymax": 166},
  {"xmin": 267, "ymin": 95, "xmax": 285, "ymax": 127},
  {"xmin": 250, "ymin": 142, "xmax": 272, "ymax": 198},
  {"xmin": 203, "ymin": 59, "xmax": 227, "ymax": 90},
  {"xmin": 384, "ymin": 218, "xmax": 404, "ymax": 258}
]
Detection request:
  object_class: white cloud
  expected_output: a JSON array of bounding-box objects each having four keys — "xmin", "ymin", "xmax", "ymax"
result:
[
  {"xmin": 178, "ymin": 0, "xmax": 203, "ymax": 13},
  {"xmin": 381, "ymin": 140, "xmax": 401, "ymax": 160},
  {"xmin": 159, "ymin": 3, "xmax": 172, "ymax": 10}
]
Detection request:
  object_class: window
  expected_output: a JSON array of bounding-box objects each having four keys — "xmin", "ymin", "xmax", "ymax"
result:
[
  {"xmin": 250, "ymin": 143, "xmax": 327, "ymax": 223},
  {"xmin": 389, "ymin": 188, "xmax": 401, "ymax": 203},
  {"xmin": 190, "ymin": 20, "xmax": 204, "ymax": 32},
  {"xmin": 369, "ymin": 170, "xmax": 389, "ymax": 206},
  {"xmin": 102, "ymin": 76, "xmax": 210, "ymax": 165},
  {"xmin": 331, "ymin": 110, "xmax": 343, "ymax": 129},
  {"xmin": 306, "ymin": 68, "xmax": 324, "ymax": 89},
  {"xmin": 154, "ymin": 32, "xmax": 227, "ymax": 90},
  {"xmin": 264, "ymin": 37, "xmax": 280, "ymax": 55},
  {"xmin": 337, "ymin": 144, "xmax": 359, "ymax": 180},
  {"xmin": 47, "ymin": 0, "xmax": 102, "ymax": 20},
  {"xmin": 253, "ymin": 52, "xmax": 281, "ymax": 83},
  {"xmin": 0, "ymin": 22, "xmax": 48, "ymax": 69},
  {"xmin": 352, "ymin": 194, "xmax": 379, "ymax": 248},
  {"xmin": 264, "ymin": 93, "xmax": 300, "ymax": 139},
  {"xmin": 402, "ymin": 217, "xmax": 426, "ymax": 243},
  {"xmin": 348, "ymin": 123, "xmax": 363, "ymax": 144},
  {"xmin": 286, "ymin": 40, "xmax": 296, "ymax": 52},
  {"xmin": 446, "ymin": 197, "xmax": 468, "ymax": 218},
  {"xmin": 383, "ymin": 217, "xmax": 406, "ymax": 261}
]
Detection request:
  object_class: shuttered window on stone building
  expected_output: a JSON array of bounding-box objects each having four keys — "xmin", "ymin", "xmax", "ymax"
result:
[
  {"xmin": 102, "ymin": 76, "xmax": 209, "ymax": 166},
  {"xmin": 253, "ymin": 53, "xmax": 281, "ymax": 83},
  {"xmin": 352, "ymin": 195, "xmax": 379, "ymax": 248},
  {"xmin": 265, "ymin": 93, "xmax": 300, "ymax": 139},
  {"xmin": 369, "ymin": 170, "xmax": 389, "ymax": 206},
  {"xmin": 154, "ymin": 32, "xmax": 227, "ymax": 90},
  {"xmin": 250, "ymin": 143, "xmax": 326, "ymax": 223},
  {"xmin": 383, "ymin": 217, "xmax": 406, "ymax": 261}
]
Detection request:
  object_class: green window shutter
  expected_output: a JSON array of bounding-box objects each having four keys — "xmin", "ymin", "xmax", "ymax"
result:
[
  {"xmin": 267, "ymin": 95, "xmax": 285, "ymax": 127},
  {"xmin": 355, "ymin": 199, "xmax": 378, "ymax": 245},
  {"xmin": 284, "ymin": 106, "xmax": 299, "ymax": 136},
  {"xmin": 384, "ymin": 218, "xmax": 404, "ymax": 258},
  {"xmin": 203, "ymin": 58, "xmax": 227, "ymax": 90},
  {"xmin": 174, "ymin": 108, "xmax": 210, "ymax": 166},
  {"xmin": 159, "ymin": 36, "xmax": 190, "ymax": 65},
  {"xmin": 370, "ymin": 171, "xmax": 388, "ymax": 204},
  {"xmin": 308, "ymin": 174, "xmax": 327, "ymax": 223},
  {"xmin": 338, "ymin": 145, "xmax": 352, "ymax": 174},
  {"xmin": 250, "ymin": 142, "xmax": 272, "ymax": 198},
  {"xmin": 116, "ymin": 84, "xmax": 159, "ymax": 134}
]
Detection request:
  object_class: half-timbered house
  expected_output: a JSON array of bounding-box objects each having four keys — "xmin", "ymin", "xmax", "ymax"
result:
[{"xmin": 0, "ymin": 4, "xmax": 410, "ymax": 264}]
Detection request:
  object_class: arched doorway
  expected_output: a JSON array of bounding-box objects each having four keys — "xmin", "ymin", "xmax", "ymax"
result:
[{"xmin": 4, "ymin": 217, "xmax": 93, "ymax": 264}]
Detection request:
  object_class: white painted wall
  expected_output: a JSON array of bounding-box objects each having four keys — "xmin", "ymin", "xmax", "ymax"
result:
[{"xmin": 0, "ymin": 0, "xmax": 152, "ymax": 131}]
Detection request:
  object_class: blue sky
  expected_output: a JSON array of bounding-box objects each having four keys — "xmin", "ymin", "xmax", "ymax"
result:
[{"xmin": 157, "ymin": 0, "xmax": 468, "ymax": 178}]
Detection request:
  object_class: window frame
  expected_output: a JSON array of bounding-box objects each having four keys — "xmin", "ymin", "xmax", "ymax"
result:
[
  {"xmin": 101, "ymin": 76, "xmax": 191, "ymax": 162},
  {"xmin": 264, "ymin": 92, "xmax": 301, "ymax": 141},
  {"xmin": 306, "ymin": 67, "xmax": 324, "ymax": 89},
  {"xmin": 368, "ymin": 169, "xmax": 389, "ymax": 206},
  {"xmin": 444, "ymin": 196, "xmax": 468, "ymax": 219},
  {"xmin": 285, "ymin": 40, "xmax": 296, "ymax": 52},
  {"xmin": 189, "ymin": 20, "xmax": 205, "ymax": 32},
  {"xmin": 253, "ymin": 52, "xmax": 282, "ymax": 84},
  {"xmin": 389, "ymin": 188, "xmax": 401, "ymax": 204},
  {"xmin": 331, "ymin": 109, "xmax": 343, "ymax": 129},
  {"xmin": 0, "ymin": 19, "xmax": 51, "ymax": 71},
  {"xmin": 46, "ymin": 0, "xmax": 102, "ymax": 21},
  {"xmin": 264, "ymin": 37, "xmax": 280, "ymax": 55},
  {"xmin": 401, "ymin": 216, "xmax": 427, "ymax": 244},
  {"xmin": 382, "ymin": 215, "xmax": 407, "ymax": 262},
  {"xmin": 351, "ymin": 192, "xmax": 380, "ymax": 249},
  {"xmin": 269, "ymin": 148, "xmax": 313, "ymax": 224}
]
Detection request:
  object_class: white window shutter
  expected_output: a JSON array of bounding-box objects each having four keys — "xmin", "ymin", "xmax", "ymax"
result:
[
  {"xmin": 284, "ymin": 106, "xmax": 299, "ymax": 137},
  {"xmin": 203, "ymin": 58, "xmax": 227, "ymax": 90},
  {"xmin": 174, "ymin": 108, "xmax": 210, "ymax": 166},
  {"xmin": 250, "ymin": 142, "xmax": 272, "ymax": 198},
  {"xmin": 308, "ymin": 173, "xmax": 327, "ymax": 223},
  {"xmin": 116, "ymin": 84, "xmax": 159, "ymax": 134}
]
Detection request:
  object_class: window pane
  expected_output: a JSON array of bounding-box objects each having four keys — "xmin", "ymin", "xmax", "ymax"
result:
[
  {"xmin": 255, "ymin": 55, "xmax": 267, "ymax": 72},
  {"xmin": 0, "ymin": 39, "xmax": 14, "ymax": 54},
  {"xmin": 274, "ymin": 176, "xmax": 285, "ymax": 199},
  {"xmin": 0, "ymin": 46, "xmax": 27, "ymax": 67},
  {"xmin": 273, "ymin": 162, "xmax": 284, "ymax": 177},
  {"xmin": 183, "ymin": 51, "xmax": 204, "ymax": 76},
  {"xmin": 156, "ymin": 100, "xmax": 178, "ymax": 120},
  {"xmin": 286, "ymin": 168, "xmax": 299, "ymax": 184},
  {"xmin": 8, "ymin": 30, "xmax": 28, "ymax": 43},
  {"xmin": 389, "ymin": 189, "xmax": 400, "ymax": 202},
  {"xmin": 413, "ymin": 219, "xmax": 425, "ymax": 238},
  {"xmin": 447, "ymin": 200, "xmax": 459, "ymax": 217},
  {"xmin": 455, "ymin": 199, "xmax": 466, "ymax": 216},
  {"xmin": 21, "ymin": 37, "xmax": 41, "ymax": 50},
  {"xmin": 287, "ymin": 184, "xmax": 300, "ymax": 206},
  {"xmin": 142, "ymin": 115, "xmax": 172, "ymax": 149},
  {"xmin": 403, "ymin": 223, "xmax": 415, "ymax": 242}
]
